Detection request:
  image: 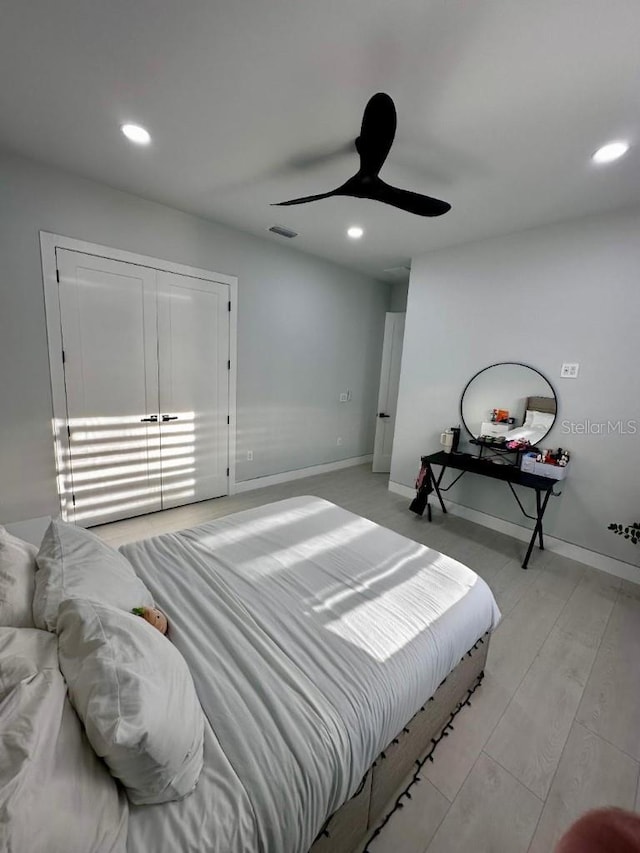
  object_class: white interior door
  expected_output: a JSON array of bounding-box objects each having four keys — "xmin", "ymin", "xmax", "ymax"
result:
[
  {"xmin": 56, "ymin": 249, "xmax": 161, "ymax": 525},
  {"xmin": 372, "ymin": 312, "xmax": 405, "ymax": 473},
  {"xmin": 157, "ymin": 271, "xmax": 230, "ymax": 508}
]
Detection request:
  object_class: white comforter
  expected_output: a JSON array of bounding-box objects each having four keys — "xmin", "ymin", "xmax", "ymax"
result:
[
  {"xmin": 0, "ymin": 628, "xmax": 129, "ymax": 853},
  {"xmin": 121, "ymin": 496, "xmax": 500, "ymax": 853},
  {"xmin": 502, "ymin": 422, "xmax": 550, "ymax": 444}
]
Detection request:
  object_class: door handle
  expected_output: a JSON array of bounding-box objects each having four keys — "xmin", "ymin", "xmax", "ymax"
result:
[
  {"xmin": 161, "ymin": 415, "xmax": 179, "ymax": 422},
  {"xmin": 140, "ymin": 415, "xmax": 158, "ymax": 422},
  {"xmin": 378, "ymin": 412, "xmax": 391, "ymax": 418}
]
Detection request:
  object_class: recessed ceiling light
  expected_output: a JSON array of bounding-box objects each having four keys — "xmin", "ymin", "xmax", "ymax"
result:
[
  {"xmin": 121, "ymin": 124, "xmax": 151, "ymax": 145},
  {"xmin": 592, "ymin": 140, "xmax": 629, "ymax": 164},
  {"xmin": 347, "ymin": 226, "xmax": 364, "ymax": 239}
]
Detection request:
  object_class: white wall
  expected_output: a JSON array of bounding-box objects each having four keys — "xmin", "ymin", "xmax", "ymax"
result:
[
  {"xmin": 392, "ymin": 206, "xmax": 640, "ymax": 566},
  {"xmin": 0, "ymin": 151, "xmax": 390, "ymax": 524}
]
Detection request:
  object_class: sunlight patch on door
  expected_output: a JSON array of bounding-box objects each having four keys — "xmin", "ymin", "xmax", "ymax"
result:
[{"xmin": 54, "ymin": 412, "xmax": 196, "ymax": 523}]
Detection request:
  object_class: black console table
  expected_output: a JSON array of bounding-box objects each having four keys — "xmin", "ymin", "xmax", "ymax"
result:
[{"xmin": 416, "ymin": 451, "xmax": 562, "ymax": 569}]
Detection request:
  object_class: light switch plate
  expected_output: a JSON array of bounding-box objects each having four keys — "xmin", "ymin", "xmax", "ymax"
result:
[
  {"xmin": 339, "ymin": 393, "xmax": 348, "ymax": 402},
  {"xmin": 560, "ymin": 363, "xmax": 579, "ymax": 378}
]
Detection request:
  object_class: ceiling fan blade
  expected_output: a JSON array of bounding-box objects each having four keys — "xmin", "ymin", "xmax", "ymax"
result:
[
  {"xmin": 272, "ymin": 189, "xmax": 339, "ymax": 207},
  {"xmin": 362, "ymin": 178, "xmax": 451, "ymax": 217},
  {"xmin": 287, "ymin": 141, "xmax": 354, "ymax": 171},
  {"xmin": 273, "ymin": 174, "xmax": 451, "ymax": 217},
  {"xmin": 356, "ymin": 92, "xmax": 397, "ymax": 177}
]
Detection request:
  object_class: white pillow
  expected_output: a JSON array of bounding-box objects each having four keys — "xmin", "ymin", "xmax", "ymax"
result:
[
  {"xmin": 33, "ymin": 519, "xmax": 154, "ymax": 632},
  {"xmin": 0, "ymin": 627, "xmax": 128, "ymax": 853},
  {"xmin": 530, "ymin": 410, "xmax": 555, "ymax": 429},
  {"xmin": 0, "ymin": 526, "xmax": 37, "ymax": 627},
  {"xmin": 57, "ymin": 598, "xmax": 204, "ymax": 805}
]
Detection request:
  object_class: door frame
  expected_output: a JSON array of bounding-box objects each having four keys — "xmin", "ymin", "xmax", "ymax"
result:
[
  {"xmin": 40, "ymin": 231, "xmax": 238, "ymax": 520},
  {"xmin": 372, "ymin": 311, "xmax": 406, "ymax": 473}
]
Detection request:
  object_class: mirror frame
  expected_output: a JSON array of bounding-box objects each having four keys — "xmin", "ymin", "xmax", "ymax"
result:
[{"xmin": 459, "ymin": 361, "xmax": 558, "ymax": 446}]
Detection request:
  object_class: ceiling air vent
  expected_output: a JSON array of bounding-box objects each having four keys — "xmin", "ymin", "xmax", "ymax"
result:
[{"xmin": 268, "ymin": 224, "xmax": 298, "ymax": 239}]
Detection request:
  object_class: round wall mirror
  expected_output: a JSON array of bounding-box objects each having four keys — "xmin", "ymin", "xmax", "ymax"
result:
[{"xmin": 460, "ymin": 362, "xmax": 557, "ymax": 446}]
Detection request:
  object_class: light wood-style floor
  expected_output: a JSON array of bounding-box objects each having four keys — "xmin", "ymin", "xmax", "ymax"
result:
[{"xmin": 94, "ymin": 464, "xmax": 640, "ymax": 853}]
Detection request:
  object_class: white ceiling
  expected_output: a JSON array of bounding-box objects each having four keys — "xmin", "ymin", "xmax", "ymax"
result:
[{"xmin": 1, "ymin": 0, "xmax": 639, "ymax": 280}]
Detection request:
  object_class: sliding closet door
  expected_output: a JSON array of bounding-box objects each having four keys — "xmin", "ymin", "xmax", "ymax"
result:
[
  {"xmin": 156, "ymin": 271, "xmax": 230, "ymax": 508},
  {"xmin": 56, "ymin": 249, "xmax": 161, "ymax": 524}
]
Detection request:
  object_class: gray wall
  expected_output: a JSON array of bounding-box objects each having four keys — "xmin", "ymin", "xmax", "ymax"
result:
[
  {"xmin": 392, "ymin": 206, "xmax": 640, "ymax": 565},
  {"xmin": 0, "ymin": 151, "xmax": 390, "ymax": 523},
  {"xmin": 389, "ymin": 280, "xmax": 409, "ymax": 312}
]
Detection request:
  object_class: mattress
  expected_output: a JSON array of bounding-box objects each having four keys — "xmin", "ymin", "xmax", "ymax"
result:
[{"xmin": 121, "ymin": 496, "xmax": 500, "ymax": 853}]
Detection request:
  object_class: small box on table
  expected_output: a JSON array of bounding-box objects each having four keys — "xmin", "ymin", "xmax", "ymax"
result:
[{"xmin": 520, "ymin": 452, "xmax": 568, "ymax": 480}]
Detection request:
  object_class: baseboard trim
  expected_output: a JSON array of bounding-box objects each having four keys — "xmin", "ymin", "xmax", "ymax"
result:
[
  {"xmin": 234, "ymin": 455, "xmax": 373, "ymax": 494},
  {"xmin": 388, "ymin": 481, "xmax": 639, "ymax": 584}
]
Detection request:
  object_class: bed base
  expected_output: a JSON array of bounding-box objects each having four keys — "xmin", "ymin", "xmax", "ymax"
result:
[{"xmin": 309, "ymin": 633, "xmax": 490, "ymax": 853}]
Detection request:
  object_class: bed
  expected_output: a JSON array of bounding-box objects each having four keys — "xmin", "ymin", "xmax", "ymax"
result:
[
  {"xmin": 0, "ymin": 496, "xmax": 500, "ymax": 853},
  {"xmin": 501, "ymin": 395, "xmax": 557, "ymax": 444}
]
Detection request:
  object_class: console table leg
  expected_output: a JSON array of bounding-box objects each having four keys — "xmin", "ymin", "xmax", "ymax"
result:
[
  {"xmin": 522, "ymin": 489, "xmax": 552, "ymax": 569},
  {"xmin": 429, "ymin": 464, "xmax": 447, "ymax": 514},
  {"xmin": 522, "ymin": 532, "xmax": 537, "ymax": 569},
  {"xmin": 536, "ymin": 490, "xmax": 544, "ymax": 549}
]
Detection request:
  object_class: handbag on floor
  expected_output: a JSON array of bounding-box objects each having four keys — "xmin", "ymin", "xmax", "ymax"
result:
[{"xmin": 409, "ymin": 462, "xmax": 432, "ymax": 520}]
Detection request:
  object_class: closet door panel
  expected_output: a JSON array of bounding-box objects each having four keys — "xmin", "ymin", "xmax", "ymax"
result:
[
  {"xmin": 56, "ymin": 249, "xmax": 161, "ymax": 524},
  {"xmin": 157, "ymin": 272, "xmax": 230, "ymax": 508}
]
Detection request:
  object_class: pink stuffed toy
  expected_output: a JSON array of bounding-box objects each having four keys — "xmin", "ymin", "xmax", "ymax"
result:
[{"xmin": 132, "ymin": 606, "xmax": 168, "ymax": 635}]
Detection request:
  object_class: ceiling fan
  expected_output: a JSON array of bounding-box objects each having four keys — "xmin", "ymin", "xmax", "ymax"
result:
[{"xmin": 273, "ymin": 92, "xmax": 451, "ymax": 218}]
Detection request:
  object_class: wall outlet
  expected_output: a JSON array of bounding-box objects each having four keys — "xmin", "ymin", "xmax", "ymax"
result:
[
  {"xmin": 560, "ymin": 363, "xmax": 580, "ymax": 378},
  {"xmin": 336, "ymin": 437, "xmax": 342, "ymax": 446},
  {"xmin": 246, "ymin": 450, "xmax": 253, "ymax": 461},
  {"xmin": 339, "ymin": 393, "xmax": 348, "ymax": 402}
]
